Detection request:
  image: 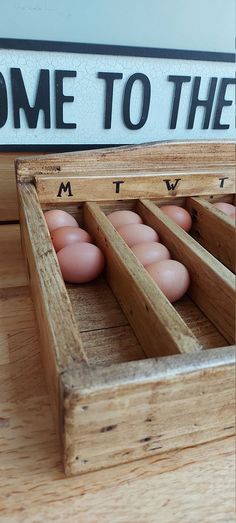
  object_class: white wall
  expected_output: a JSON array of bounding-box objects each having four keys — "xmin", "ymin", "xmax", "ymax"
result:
[{"xmin": 0, "ymin": 0, "xmax": 234, "ymax": 52}]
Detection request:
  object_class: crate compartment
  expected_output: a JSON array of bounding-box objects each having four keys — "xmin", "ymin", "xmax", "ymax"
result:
[
  {"xmin": 16, "ymin": 141, "xmax": 235, "ymax": 476},
  {"xmin": 145, "ymin": 195, "xmax": 235, "ymax": 271},
  {"xmin": 185, "ymin": 196, "xmax": 235, "ymax": 272},
  {"xmin": 88, "ymin": 193, "xmax": 235, "ymax": 272},
  {"xmin": 67, "ymin": 278, "xmax": 145, "ymax": 366},
  {"xmin": 135, "ymin": 198, "xmax": 235, "ymax": 344}
]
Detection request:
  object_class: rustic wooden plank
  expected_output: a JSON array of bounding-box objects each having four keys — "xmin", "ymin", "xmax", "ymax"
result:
[
  {"xmin": 67, "ymin": 278, "xmax": 145, "ymax": 365},
  {"xmin": 67, "ymin": 277, "xmax": 128, "ymax": 332},
  {"xmin": 137, "ymin": 199, "xmax": 235, "ymax": 344},
  {"xmin": 0, "ymin": 224, "xmax": 28, "ymax": 288},
  {"xmin": 84, "ymin": 201, "xmax": 202, "ymax": 358},
  {"xmin": 186, "ymin": 196, "xmax": 235, "ymax": 272},
  {"xmin": 61, "ymin": 346, "xmax": 235, "ymax": 475},
  {"xmin": 0, "ymin": 152, "xmax": 46, "ymax": 221},
  {"xmin": 16, "ymin": 141, "xmax": 235, "ymax": 183},
  {"xmin": 34, "ymin": 168, "xmax": 235, "ymax": 203},
  {"xmin": 17, "ymin": 183, "xmax": 88, "ymax": 433},
  {"xmin": 81, "ymin": 325, "xmax": 145, "ymax": 366},
  {"xmin": 0, "ymin": 153, "xmax": 19, "ymax": 221},
  {"xmin": 173, "ymin": 295, "xmax": 227, "ymax": 348},
  {"xmin": 68, "ymin": 277, "xmax": 227, "ymax": 351}
]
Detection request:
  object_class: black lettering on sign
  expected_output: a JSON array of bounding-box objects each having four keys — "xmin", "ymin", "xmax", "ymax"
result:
[
  {"xmin": 218, "ymin": 177, "xmax": 229, "ymax": 188},
  {"xmin": 213, "ymin": 78, "xmax": 236, "ymax": 129},
  {"xmin": 187, "ymin": 76, "xmax": 217, "ymax": 129},
  {"xmin": 98, "ymin": 72, "xmax": 123, "ymax": 129},
  {"xmin": 123, "ymin": 73, "xmax": 151, "ymax": 130},
  {"xmin": 55, "ymin": 70, "xmax": 77, "ymax": 129},
  {"xmin": 168, "ymin": 75, "xmax": 191, "ymax": 129},
  {"xmin": 11, "ymin": 68, "xmax": 50, "ymax": 128},
  {"xmin": 57, "ymin": 181, "xmax": 73, "ymax": 197},
  {"xmin": 0, "ymin": 73, "xmax": 8, "ymax": 128},
  {"xmin": 164, "ymin": 178, "xmax": 181, "ymax": 191},
  {"xmin": 113, "ymin": 180, "xmax": 124, "ymax": 194}
]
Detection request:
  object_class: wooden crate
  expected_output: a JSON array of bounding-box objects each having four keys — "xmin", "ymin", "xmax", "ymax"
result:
[{"xmin": 15, "ymin": 141, "xmax": 235, "ymax": 477}]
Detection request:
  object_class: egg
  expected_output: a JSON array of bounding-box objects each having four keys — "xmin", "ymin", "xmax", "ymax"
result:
[
  {"xmin": 159, "ymin": 205, "xmax": 192, "ymax": 232},
  {"xmin": 212, "ymin": 202, "xmax": 235, "ymax": 218},
  {"xmin": 57, "ymin": 243, "xmax": 105, "ymax": 283},
  {"xmin": 131, "ymin": 242, "xmax": 171, "ymax": 266},
  {"xmin": 107, "ymin": 210, "xmax": 143, "ymax": 228},
  {"xmin": 117, "ymin": 223, "xmax": 159, "ymax": 247},
  {"xmin": 51, "ymin": 226, "xmax": 92, "ymax": 252},
  {"xmin": 44, "ymin": 210, "xmax": 78, "ymax": 232},
  {"xmin": 146, "ymin": 259, "xmax": 190, "ymax": 303}
]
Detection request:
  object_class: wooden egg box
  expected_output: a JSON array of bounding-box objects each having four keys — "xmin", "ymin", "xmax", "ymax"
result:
[{"xmin": 16, "ymin": 141, "xmax": 235, "ymax": 477}]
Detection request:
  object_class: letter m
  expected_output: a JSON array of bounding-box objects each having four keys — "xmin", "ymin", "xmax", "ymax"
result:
[{"xmin": 57, "ymin": 181, "xmax": 73, "ymax": 197}]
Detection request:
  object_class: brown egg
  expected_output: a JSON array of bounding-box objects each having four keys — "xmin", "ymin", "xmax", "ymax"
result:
[
  {"xmin": 131, "ymin": 242, "xmax": 171, "ymax": 266},
  {"xmin": 107, "ymin": 210, "xmax": 143, "ymax": 229},
  {"xmin": 57, "ymin": 243, "xmax": 105, "ymax": 283},
  {"xmin": 117, "ymin": 223, "xmax": 159, "ymax": 247},
  {"xmin": 44, "ymin": 210, "xmax": 78, "ymax": 232},
  {"xmin": 212, "ymin": 202, "xmax": 235, "ymax": 218},
  {"xmin": 146, "ymin": 259, "xmax": 190, "ymax": 303},
  {"xmin": 159, "ymin": 205, "xmax": 192, "ymax": 232},
  {"xmin": 51, "ymin": 226, "xmax": 92, "ymax": 252}
]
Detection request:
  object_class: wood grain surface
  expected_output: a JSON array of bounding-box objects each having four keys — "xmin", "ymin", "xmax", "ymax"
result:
[
  {"xmin": 0, "ymin": 152, "xmax": 46, "ymax": 222},
  {"xmin": 0, "ymin": 223, "xmax": 235, "ymax": 522}
]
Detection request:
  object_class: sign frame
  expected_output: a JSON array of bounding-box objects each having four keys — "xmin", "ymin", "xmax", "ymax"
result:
[{"xmin": 0, "ymin": 38, "xmax": 234, "ymax": 152}]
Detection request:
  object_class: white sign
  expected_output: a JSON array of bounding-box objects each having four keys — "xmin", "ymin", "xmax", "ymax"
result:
[{"xmin": 0, "ymin": 43, "xmax": 235, "ymax": 149}]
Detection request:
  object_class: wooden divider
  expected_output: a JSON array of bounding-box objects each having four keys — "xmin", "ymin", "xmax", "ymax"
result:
[
  {"xmin": 185, "ymin": 196, "xmax": 235, "ymax": 272},
  {"xmin": 17, "ymin": 183, "xmax": 88, "ymax": 435},
  {"xmin": 137, "ymin": 199, "xmax": 235, "ymax": 344},
  {"xmin": 84, "ymin": 202, "xmax": 202, "ymax": 358}
]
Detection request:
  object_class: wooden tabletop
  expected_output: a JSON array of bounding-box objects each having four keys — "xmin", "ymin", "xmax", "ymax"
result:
[{"xmin": 0, "ymin": 223, "xmax": 235, "ymax": 522}]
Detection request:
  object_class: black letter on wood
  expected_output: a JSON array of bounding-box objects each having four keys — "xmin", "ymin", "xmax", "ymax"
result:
[
  {"xmin": 113, "ymin": 180, "xmax": 124, "ymax": 194},
  {"xmin": 164, "ymin": 178, "xmax": 181, "ymax": 191},
  {"xmin": 57, "ymin": 181, "xmax": 73, "ymax": 197}
]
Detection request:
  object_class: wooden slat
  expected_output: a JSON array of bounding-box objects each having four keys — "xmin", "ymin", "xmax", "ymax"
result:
[
  {"xmin": 84, "ymin": 201, "xmax": 202, "ymax": 358},
  {"xmin": 16, "ymin": 141, "xmax": 236, "ymax": 183},
  {"xmin": 34, "ymin": 168, "xmax": 235, "ymax": 203},
  {"xmin": 62, "ymin": 346, "xmax": 235, "ymax": 475},
  {"xmin": 186, "ymin": 196, "xmax": 235, "ymax": 272},
  {"xmin": 137, "ymin": 199, "xmax": 235, "ymax": 344},
  {"xmin": 0, "ymin": 224, "xmax": 28, "ymax": 288},
  {"xmin": 17, "ymin": 183, "xmax": 88, "ymax": 434},
  {"xmin": 0, "ymin": 152, "xmax": 46, "ymax": 221}
]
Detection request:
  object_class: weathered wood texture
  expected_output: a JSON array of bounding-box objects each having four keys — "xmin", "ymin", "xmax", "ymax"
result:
[
  {"xmin": 0, "ymin": 153, "xmax": 22, "ymax": 221},
  {"xmin": 62, "ymin": 348, "xmax": 235, "ymax": 476},
  {"xmin": 1, "ymin": 143, "xmax": 235, "ymax": 220},
  {"xmin": 16, "ymin": 141, "xmax": 235, "ymax": 182},
  {"xmin": 84, "ymin": 201, "xmax": 201, "ymax": 357},
  {"xmin": 137, "ymin": 199, "xmax": 235, "ymax": 343},
  {"xmin": 186, "ymin": 196, "xmax": 235, "ymax": 272},
  {"xmin": 0, "ymin": 224, "xmax": 235, "ymax": 522},
  {"xmin": 35, "ymin": 168, "xmax": 235, "ymax": 202},
  {"xmin": 0, "ymin": 152, "xmax": 45, "ymax": 221},
  {"xmin": 17, "ymin": 183, "xmax": 88, "ymax": 434}
]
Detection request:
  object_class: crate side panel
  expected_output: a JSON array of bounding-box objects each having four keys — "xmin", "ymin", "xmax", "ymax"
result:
[{"xmin": 62, "ymin": 359, "xmax": 235, "ymax": 476}]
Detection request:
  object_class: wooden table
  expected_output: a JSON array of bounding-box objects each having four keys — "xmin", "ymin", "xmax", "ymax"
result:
[{"xmin": 0, "ymin": 224, "xmax": 235, "ymax": 522}]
